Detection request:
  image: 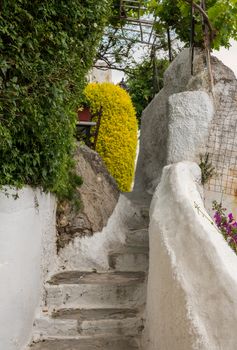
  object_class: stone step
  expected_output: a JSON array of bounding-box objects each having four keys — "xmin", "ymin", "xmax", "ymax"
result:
[
  {"xmin": 126, "ymin": 207, "xmax": 149, "ymax": 230},
  {"xmin": 78, "ymin": 317, "xmax": 143, "ymax": 337},
  {"xmin": 33, "ymin": 312, "xmax": 143, "ymax": 338},
  {"xmin": 53, "ymin": 307, "xmax": 144, "ymax": 336},
  {"xmin": 48, "ymin": 271, "xmax": 146, "ymax": 285},
  {"xmin": 52, "ymin": 307, "xmax": 140, "ymax": 320},
  {"xmin": 46, "ymin": 271, "xmax": 146, "ymax": 308},
  {"xmin": 126, "ymin": 222, "xmax": 149, "ymax": 231},
  {"xmin": 33, "ymin": 317, "xmax": 78, "ymax": 338},
  {"xmin": 108, "ymin": 247, "xmax": 149, "ymax": 272},
  {"xmin": 29, "ymin": 336, "xmax": 140, "ymax": 350},
  {"xmin": 123, "ymin": 191, "xmax": 152, "ymax": 207},
  {"xmin": 125, "ymin": 228, "xmax": 149, "ymax": 248}
]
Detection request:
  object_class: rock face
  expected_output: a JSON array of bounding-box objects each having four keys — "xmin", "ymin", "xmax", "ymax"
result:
[
  {"xmin": 57, "ymin": 144, "xmax": 119, "ymax": 249},
  {"xmin": 134, "ymin": 48, "xmax": 237, "ymax": 196}
]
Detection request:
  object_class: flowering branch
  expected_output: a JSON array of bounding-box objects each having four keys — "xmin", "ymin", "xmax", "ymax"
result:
[{"xmin": 212, "ymin": 201, "xmax": 237, "ymax": 253}]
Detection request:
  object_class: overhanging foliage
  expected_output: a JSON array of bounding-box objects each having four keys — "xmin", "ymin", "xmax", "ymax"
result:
[{"xmin": 0, "ymin": 0, "xmax": 111, "ymax": 198}]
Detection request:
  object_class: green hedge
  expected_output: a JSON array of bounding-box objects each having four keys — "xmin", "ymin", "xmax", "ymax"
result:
[{"xmin": 0, "ymin": 0, "xmax": 111, "ymax": 198}]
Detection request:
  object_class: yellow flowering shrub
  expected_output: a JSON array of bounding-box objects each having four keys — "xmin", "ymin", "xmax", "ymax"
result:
[{"xmin": 84, "ymin": 82, "xmax": 138, "ymax": 192}]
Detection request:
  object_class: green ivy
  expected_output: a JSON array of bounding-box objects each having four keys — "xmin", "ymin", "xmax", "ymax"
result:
[{"xmin": 0, "ymin": 0, "xmax": 111, "ymax": 197}]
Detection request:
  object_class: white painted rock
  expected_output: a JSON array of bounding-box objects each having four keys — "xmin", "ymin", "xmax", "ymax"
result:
[{"xmin": 167, "ymin": 91, "xmax": 214, "ymax": 164}]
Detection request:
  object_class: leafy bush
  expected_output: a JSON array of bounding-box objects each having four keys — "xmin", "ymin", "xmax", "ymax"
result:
[
  {"xmin": 84, "ymin": 83, "xmax": 138, "ymax": 192},
  {"xmin": 125, "ymin": 58, "xmax": 169, "ymax": 125},
  {"xmin": 149, "ymin": 0, "xmax": 237, "ymax": 50},
  {"xmin": 0, "ymin": 0, "xmax": 111, "ymax": 197}
]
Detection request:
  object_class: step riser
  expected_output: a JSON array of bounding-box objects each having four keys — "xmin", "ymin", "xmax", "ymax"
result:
[
  {"xmin": 125, "ymin": 229, "xmax": 149, "ymax": 247},
  {"xmin": 126, "ymin": 220, "xmax": 149, "ymax": 231},
  {"xmin": 46, "ymin": 283, "xmax": 146, "ymax": 309},
  {"xmin": 28, "ymin": 337, "xmax": 140, "ymax": 350},
  {"xmin": 33, "ymin": 318, "xmax": 78, "ymax": 338},
  {"xmin": 125, "ymin": 207, "xmax": 149, "ymax": 230},
  {"xmin": 109, "ymin": 253, "xmax": 149, "ymax": 272},
  {"xmin": 79, "ymin": 318, "xmax": 143, "ymax": 336},
  {"xmin": 33, "ymin": 317, "xmax": 143, "ymax": 338}
]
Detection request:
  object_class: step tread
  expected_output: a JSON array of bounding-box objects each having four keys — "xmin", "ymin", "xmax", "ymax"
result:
[
  {"xmin": 33, "ymin": 314, "xmax": 144, "ymax": 338},
  {"xmin": 123, "ymin": 191, "xmax": 152, "ymax": 206},
  {"xmin": 127, "ymin": 228, "xmax": 149, "ymax": 234},
  {"xmin": 48, "ymin": 271, "xmax": 145, "ymax": 286},
  {"xmin": 109, "ymin": 246, "xmax": 149, "ymax": 256},
  {"xmin": 52, "ymin": 307, "xmax": 140, "ymax": 320},
  {"xmin": 29, "ymin": 336, "xmax": 139, "ymax": 349}
]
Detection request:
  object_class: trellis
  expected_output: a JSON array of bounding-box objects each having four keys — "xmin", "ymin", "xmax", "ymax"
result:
[
  {"xmin": 206, "ymin": 82, "xmax": 237, "ymax": 197},
  {"xmin": 190, "ymin": 1, "xmax": 237, "ymax": 198},
  {"xmin": 96, "ymin": 0, "xmax": 175, "ymax": 75},
  {"xmin": 117, "ymin": 0, "xmax": 164, "ymax": 49},
  {"xmin": 98, "ymin": 0, "xmax": 213, "ymax": 74}
]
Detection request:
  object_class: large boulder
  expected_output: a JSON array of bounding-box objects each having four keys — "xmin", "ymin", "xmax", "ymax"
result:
[
  {"xmin": 134, "ymin": 48, "xmax": 237, "ymax": 195},
  {"xmin": 57, "ymin": 144, "xmax": 119, "ymax": 249}
]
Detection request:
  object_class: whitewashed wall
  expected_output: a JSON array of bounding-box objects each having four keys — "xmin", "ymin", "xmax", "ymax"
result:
[
  {"xmin": 88, "ymin": 60, "xmax": 112, "ymax": 83},
  {"xmin": 0, "ymin": 187, "xmax": 56, "ymax": 350},
  {"xmin": 144, "ymin": 162, "xmax": 237, "ymax": 350},
  {"xmin": 57, "ymin": 193, "xmax": 142, "ymax": 272}
]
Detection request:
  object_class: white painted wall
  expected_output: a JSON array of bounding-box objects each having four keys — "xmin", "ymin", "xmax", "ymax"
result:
[
  {"xmin": 88, "ymin": 60, "xmax": 112, "ymax": 83},
  {"xmin": 144, "ymin": 162, "xmax": 237, "ymax": 350},
  {"xmin": 0, "ymin": 187, "xmax": 56, "ymax": 350},
  {"xmin": 57, "ymin": 193, "xmax": 145, "ymax": 272}
]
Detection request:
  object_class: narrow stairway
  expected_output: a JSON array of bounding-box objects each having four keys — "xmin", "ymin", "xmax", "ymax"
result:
[{"xmin": 29, "ymin": 195, "xmax": 150, "ymax": 350}]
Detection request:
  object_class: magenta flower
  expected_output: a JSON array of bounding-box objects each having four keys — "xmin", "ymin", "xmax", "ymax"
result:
[
  {"xmin": 212, "ymin": 201, "xmax": 237, "ymax": 254},
  {"xmin": 214, "ymin": 212, "xmax": 222, "ymax": 226}
]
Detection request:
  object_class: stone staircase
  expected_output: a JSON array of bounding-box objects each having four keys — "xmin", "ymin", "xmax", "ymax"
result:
[{"xmin": 29, "ymin": 196, "xmax": 149, "ymax": 350}]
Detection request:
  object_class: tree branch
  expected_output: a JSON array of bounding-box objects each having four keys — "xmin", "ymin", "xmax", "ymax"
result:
[{"xmin": 184, "ymin": 0, "xmax": 216, "ymax": 41}]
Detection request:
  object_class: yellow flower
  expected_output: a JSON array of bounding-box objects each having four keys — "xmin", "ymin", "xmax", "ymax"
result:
[{"xmin": 84, "ymin": 82, "xmax": 138, "ymax": 191}]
